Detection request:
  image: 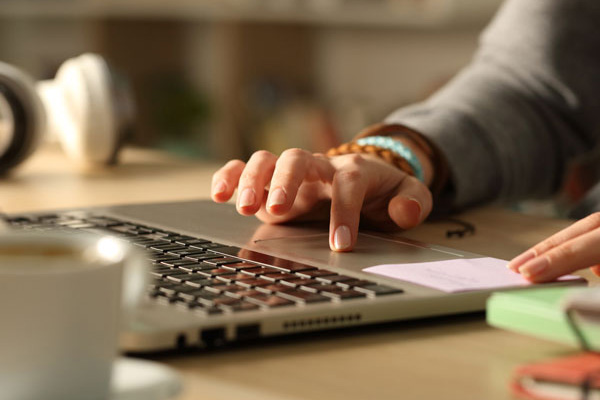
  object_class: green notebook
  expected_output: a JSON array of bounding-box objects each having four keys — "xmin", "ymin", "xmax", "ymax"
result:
[{"xmin": 486, "ymin": 287, "xmax": 600, "ymax": 350}]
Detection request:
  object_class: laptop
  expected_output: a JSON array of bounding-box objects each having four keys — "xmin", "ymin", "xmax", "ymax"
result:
[{"xmin": 4, "ymin": 199, "xmax": 580, "ymax": 353}]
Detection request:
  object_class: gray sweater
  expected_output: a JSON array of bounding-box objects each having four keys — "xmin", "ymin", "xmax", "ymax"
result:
[{"xmin": 386, "ymin": 0, "xmax": 600, "ymax": 216}]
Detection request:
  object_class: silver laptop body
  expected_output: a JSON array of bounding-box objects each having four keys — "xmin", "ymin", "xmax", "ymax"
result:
[{"xmin": 5, "ymin": 200, "xmax": 573, "ymax": 353}]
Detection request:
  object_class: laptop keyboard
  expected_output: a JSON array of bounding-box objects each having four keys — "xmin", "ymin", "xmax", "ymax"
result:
[{"xmin": 6, "ymin": 212, "xmax": 403, "ymax": 316}]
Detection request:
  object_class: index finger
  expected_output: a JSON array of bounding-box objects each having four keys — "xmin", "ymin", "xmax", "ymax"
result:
[
  {"xmin": 266, "ymin": 149, "xmax": 335, "ymax": 215},
  {"xmin": 329, "ymin": 156, "xmax": 369, "ymax": 252},
  {"xmin": 508, "ymin": 213, "xmax": 600, "ymax": 272},
  {"xmin": 517, "ymin": 228, "xmax": 600, "ymax": 282}
]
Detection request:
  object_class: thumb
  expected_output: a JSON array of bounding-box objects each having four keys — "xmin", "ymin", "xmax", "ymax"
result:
[{"xmin": 387, "ymin": 177, "xmax": 432, "ymax": 230}]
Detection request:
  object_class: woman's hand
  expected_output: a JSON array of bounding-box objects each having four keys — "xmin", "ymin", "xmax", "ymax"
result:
[
  {"xmin": 211, "ymin": 148, "xmax": 432, "ymax": 252},
  {"xmin": 508, "ymin": 212, "xmax": 600, "ymax": 282}
]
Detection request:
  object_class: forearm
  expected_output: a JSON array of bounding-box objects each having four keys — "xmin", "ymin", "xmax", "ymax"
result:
[{"xmin": 385, "ymin": 0, "xmax": 600, "ymax": 209}]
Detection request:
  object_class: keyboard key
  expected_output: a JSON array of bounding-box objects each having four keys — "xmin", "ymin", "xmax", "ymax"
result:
[
  {"xmin": 271, "ymin": 263, "xmax": 317, "ymax": 273},
  {"xmin": 163, "ymin": 235, "xmax": 194, "ymax": 242},
  {"xmin": 166, "ymin": 249, "xmax": 210, "ymax": 258},
  {"xmin": 160, "ymin": 259, "xmax": 199, "ymax": 268},
  {"xmin": 174, "ymin": 238, "xmax": 211, "ymax": 246},
  {"xmin": 150, "ymin": 244, "xmax": 187, "ymax": 252},
  {"xmin": 133, "ymin": 239, "xmax": 171, "ymax": 248},
  {"xmin": 202, "ymin": 257, "xmax": 243, "ymax": 266},
  {"xmin": 203, "ymin": 284, "xmax": 240, "ymax": 294},
  {"xmin": 85, "ymin": 217, "xmax": 122, "ymax": 227},
  {"xmin": 184, "ymin": 253, "xmax": 224, "ymax": 262},
  {"xmin": 206, "ymin": 268, "xmax": 239, "ymax": 277},
  {"xmin": 189, "ymin": 242, "xmax": 229, "ymax": 251},
  {"xmin": 295, "ymin": 269, "xmax": 338, "ymax": 279},
  {"xmin": 320, "ymin": 289, "xmax": 366, "ymax": 301},
  {"xmin": 158, "ymin": 284, "xmax": 197, "ymax": 297},
  {"xmin": 244, "ymin": 293, "xmax": 295, "ymax": 308},
  {"xmin": 149, "ymin": 267, "xmax": 176, "ymax": 278},
  {"xmin": 280, "ymin": 278, "xmax": 319, "ymax": 288},
  {"xmin": 177, "ymin": 263, "xmax": 216, "ymax": 273},
  {"xmin": 232, "ymin": 289, "xmax": 263, "ymax": 297},
  {"xmin": 219, "ymin": 262, "xmax": 255, "ymax": 271},
  {"xmin": 315, "ymin": 275, "xmax": 356, "ymax": 284},
  {"xmin": 129, "ymin": 238, "xmax": 158, "ymax": 245},
  {"xmin": 184, "ymin": 278, "xmax": 224, "ymax": 288},
  {"xmin": 147, "ymin": 255, "xmax": 180, "ymax": 263},
  {"xmin": 152, "ymin": 279, "xmax": 181, "ymax": 289},
  {"xmin": 135, "ymin": 233, "xmax": 170, "ymax": 241},
  {"xmin": 129, "ymin": 227, "xmax": 154, "ymax": 235},
  {"xmin": 276, "ymin": 290, "xmax": 331, "ymax": 304},
  {"xmin": 335, "ymin": 280, "xmax": 373, "ymax": 290},
  {"xmin": 223, "ymin": 287, "xmax": 260, "ymax": 299},
  {"xmin": 174, "ymin": 298, "xmax": 197, "ymax": 310},
  {"xmin": 178, "ymin": 288, "xmax": 219, "ymax": 303},
  {"xmin": 194, "ymin": 269, "xmax": 236, "ymax": 279},
  {"xmin": 239, "ymin": 267, "xmax": 279, "ymax": 276},
  {"xmin": 178, "ymin": 300, "xmax": 224, "ymax": 316},
  {"xmin": 212, "ymin": 276, "xmax": 234, "ymax": 284},
  {"xmin": 260, "ymin": 272, "xmax": 298, "ymax": 282},
  {"xmin": 303, "ymin": 283, "xmax": 339, "ymax": 293},
  {"xmin": 156, "ymin": 294, "xmax": 179, "ymax": 305},
  {"xmin": 255, "ymin": 283, "xmax": 292, "ymax": 294},
  {"xmin": 165, "ymin": 273, "xmax": 194, "ymax": 283},
  {"xmin": 109, "ymin": 224, "xmax": 138, "ymax": 233},
  {"xmin": 234, "ymin": 278, "xmax": 272, "ymax": 288}
]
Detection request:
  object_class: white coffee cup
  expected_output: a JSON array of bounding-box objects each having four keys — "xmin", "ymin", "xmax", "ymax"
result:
[{"xmin": 0, "ymin": 231, "xmax": 148, "ymax": 400}]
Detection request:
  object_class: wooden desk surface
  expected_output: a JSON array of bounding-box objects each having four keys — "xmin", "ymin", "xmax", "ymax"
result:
[{"xmin": 1, "ymin": 145, "xmax": 590, "ymax": 400}]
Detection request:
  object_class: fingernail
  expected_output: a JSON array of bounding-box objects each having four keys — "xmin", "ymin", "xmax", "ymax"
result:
[
  {"xmin": 238, "ymin": 188, "xmax": 255, "ymax": 208},
  {"xmin": 398, "ymin": 196, "xmax": 423, "ymax": 226},
  {"xmin": 508, "ymin": 250, "xmax": 536, "ymax": 272},
  {"xmin": 519, "ymin": 257, "xmax": 549, "ymax": 279},
  {"xmin": 268, "ymin": 187, "xmax": 286, "ymax": 208},
  {"xmin": 333, "ymin": 225, "xmax": 352, "ymax": 251},
  {"xmin": 213, "ymin": 180, "xmax": 227, "ymax": 196},
  {"xmin": 406, "ymin": 196, "xmax": 423, "ymax": 221}
]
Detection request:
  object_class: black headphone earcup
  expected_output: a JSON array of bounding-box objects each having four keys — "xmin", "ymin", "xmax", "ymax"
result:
[{"xmin": 0, "ymin": 62, "xmax": 44, "ymax": 175}]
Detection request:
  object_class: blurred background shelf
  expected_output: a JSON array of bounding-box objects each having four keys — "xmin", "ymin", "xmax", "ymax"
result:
[
  {"xmin": 0, "ymin": 0, "xmax": 502, "ymax": 160},
  {"xmin": 0, "ymin": 0, "xmax": 501, "ymax": 27}
]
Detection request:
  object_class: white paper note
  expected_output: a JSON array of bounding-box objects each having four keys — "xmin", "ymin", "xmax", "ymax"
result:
[{"xmin": 363, "ymin": 257, "xmax": 580, "ymax": 293}]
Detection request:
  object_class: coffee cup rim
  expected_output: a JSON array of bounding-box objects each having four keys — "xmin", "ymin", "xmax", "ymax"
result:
[{"xmin": 0, "ymin": 231, "xmax": 132, "ymax": 275}]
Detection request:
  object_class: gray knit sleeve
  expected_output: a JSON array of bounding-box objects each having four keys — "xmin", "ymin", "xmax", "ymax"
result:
[{"xmin": 385, "ymin": 0, "xmax": 600, "ymax": 209}]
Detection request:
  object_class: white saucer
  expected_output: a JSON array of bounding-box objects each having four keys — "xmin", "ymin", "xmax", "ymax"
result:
[{"xmin": 110, "ymin": 357, "xmax": 182, "ymax": 400}]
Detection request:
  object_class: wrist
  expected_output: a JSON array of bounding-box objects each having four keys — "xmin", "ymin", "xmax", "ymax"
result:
[
  {"xmin": 393, "ymin": 136, "xmax": 434, "ymax": 186},
  {"xmin": 355, "ymin": 136, "xmax": 426, "ymax": 183},
  {"xmin": 339, "ymin": 122, "xmax": 454, "ymax": 216},
  {"xmin": 353, "ymin": 123, "xmax": 448, "ymax": 197}
]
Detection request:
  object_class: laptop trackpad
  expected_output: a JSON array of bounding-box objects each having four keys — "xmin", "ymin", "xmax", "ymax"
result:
[{"xmin": 250, "ymin": 225, "xmax": 467, "ymax": 274}]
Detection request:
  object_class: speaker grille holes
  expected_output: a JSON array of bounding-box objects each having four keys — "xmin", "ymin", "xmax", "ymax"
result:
[{"xmin": 283, "ymin": 314, "xmax": 362, "ymax": 330}]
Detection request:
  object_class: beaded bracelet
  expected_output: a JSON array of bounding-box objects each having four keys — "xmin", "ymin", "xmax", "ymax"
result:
[
  {"xmin": 356, "ymin": 136, "xmax": 424, "ymax": 182},
  {"xmin": 354, "ymin": 123, "xmax": 450, "ymax": 199},
  {"xmin": 326, "ymin": 139, "xmax": 421, "ymax": 182}
]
